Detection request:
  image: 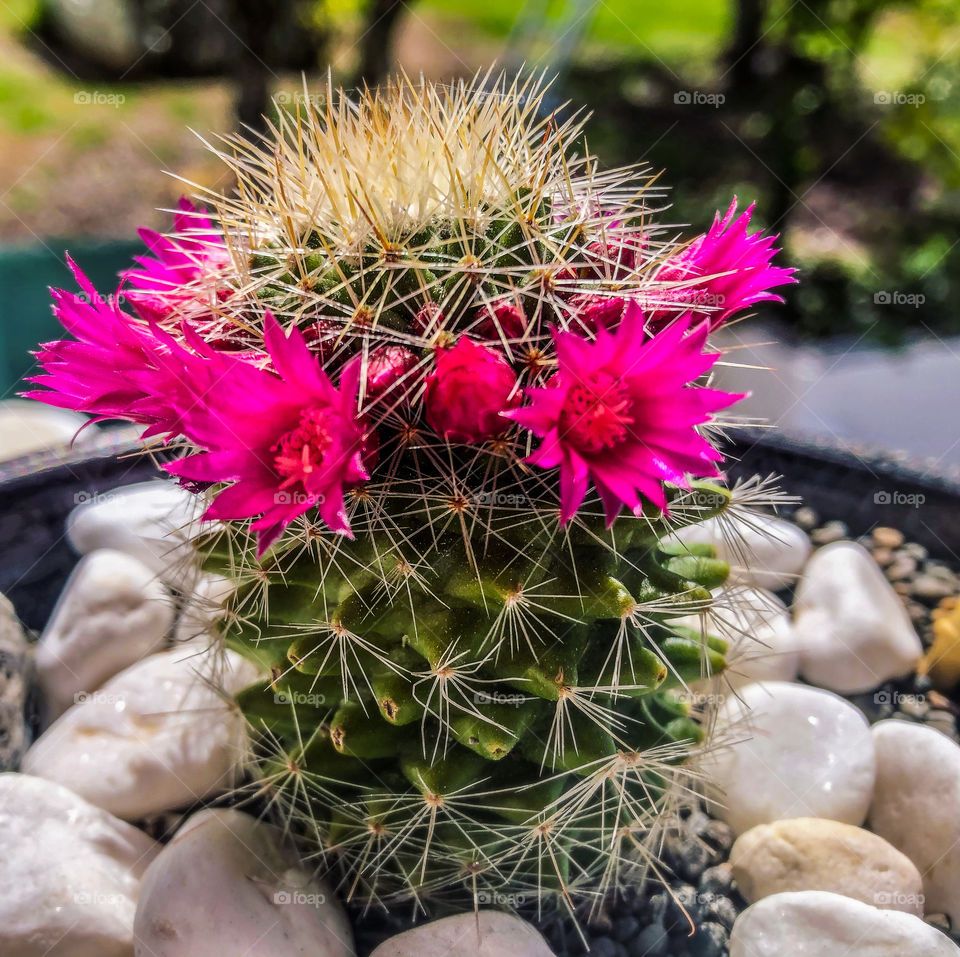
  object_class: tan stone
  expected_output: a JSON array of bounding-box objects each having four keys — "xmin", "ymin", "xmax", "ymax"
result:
[{"xmin": 730, "ymin": 818, "xmax": 924, "ymax": 916}]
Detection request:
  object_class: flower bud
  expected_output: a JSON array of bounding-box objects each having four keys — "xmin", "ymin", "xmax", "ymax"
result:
[
  {"xmin": 475, "ymin": 298, "xmax": 527, "ymax": 341},
  {"xmin": 365, "ymin": 345, "xmax": 419, "ymax": 401},
  {"xmin": 424, "ymin": 337, "xmax": 520, "ymax": 443},
  {"xmin": 566, "ymin": 294, "xmax": 626, "ymax": 333}
]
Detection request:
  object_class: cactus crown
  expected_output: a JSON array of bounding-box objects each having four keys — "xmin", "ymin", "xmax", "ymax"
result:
[{"xmin": 27, "ymin": 71, "xmax": 795, "ymax": 920}]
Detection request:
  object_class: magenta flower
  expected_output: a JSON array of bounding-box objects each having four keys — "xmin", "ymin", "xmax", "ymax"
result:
[
  {"xmin": 505, "ymin": 302, "xmax": 744, "ymax": 524},
  {"xmin": 652, "ymin": 199, "xmax": 796, "ymax": 327},
  {"xmin": 424, "ymin": 337, "xmax": 521, "ymax": 443},
  {"xmin": 122, "ymin": 198, "xmax": 231, "ymax": 325},
  {"xmin": 165, "ymin": 314, "xmax": 371, "ymax": 553},
  {"xmin": 24, "ymin": 257, "xmax": 188, "ymax": 437}
]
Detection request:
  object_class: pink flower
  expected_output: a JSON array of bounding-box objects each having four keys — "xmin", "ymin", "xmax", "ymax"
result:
[
  {"xmin": 505, "ymin": 302, "xmax": 743, "ymax": 524},
  {"xmin": 650, "ymin": 199, "xmax": 796, "ymax": 327},
  {"xmin": 165, "ymin": 314, "xmax": 371, "ymax": 553},
  {"xmin": 24, "ymin": 257, "xmax": 188, "ymax": 437},
  {"xmin": 122, "ymin": 198, "xmax": 231, "ymax": 325},
  {"xmin": 424, "ymin": 337, "xmax": 521, "ymax": 443}
]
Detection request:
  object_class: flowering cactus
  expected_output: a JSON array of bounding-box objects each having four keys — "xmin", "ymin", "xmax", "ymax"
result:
[{"xmin": 26, "ymin": 74, "xmax": 794, "ymax": 914}]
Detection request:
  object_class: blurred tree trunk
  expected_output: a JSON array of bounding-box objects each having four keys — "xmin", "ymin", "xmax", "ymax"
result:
[
  {"xmin": 726, "ymin": 0, "xmax": 766, "ymax": 89},
  {"xmin": 357, "ymin": 0, "xmax": 408, "ymax": 86},
  {"xmin": 231, "ymin": 0, "xmax": 276, "ymax": 134}
]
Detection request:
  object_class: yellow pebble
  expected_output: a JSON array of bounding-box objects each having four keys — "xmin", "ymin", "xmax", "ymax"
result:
[{"xmin": 921, "ymin": 603, "xmax": 960, "ymax": 690}]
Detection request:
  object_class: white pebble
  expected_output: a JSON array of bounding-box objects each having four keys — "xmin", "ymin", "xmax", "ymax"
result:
[
  {"xmin": 729, "ymin": 890, "xmax": 959, "ymax": 956},
  {"xmin": 134, "ymin": 809, "xmax": 354, "ymax": 957},
  {"xmin": 0, "ymin": 772, "xmax": 158, "ymax": 957},
  {"xmin": 24, "ymin": 646, "xmax": 259, "ymax": 820},
  {"xmin": 36, "ymin": 549, "xmax": 173, "ymax": 720},
  {"xmin": 0, "ymin": 399, "xmax": 94, "ymax": 462},
  {"xmin": 67, "ymin": 480, "xmax": 211, "ymax": 591},
  {"xmin": 701, "ymin": 681, "xmax": 876, "ymax": 835},
  {"xmin": 869, "ymin": 719, "xmax": 960, "ymax": 924},
  {"xmin": 668, "ymin": 511, "xmax": 812, "ymax": 591},
  {"xmin": 369, "ymin": 912, "xmax": 555, "ymax": 957},
  {"xmin": 794, "ymin": 541, "xmax": 922, "ymax": 693}
]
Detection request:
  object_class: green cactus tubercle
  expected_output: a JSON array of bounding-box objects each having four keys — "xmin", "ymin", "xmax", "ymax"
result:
[{"xmin": 201, "ymin": 483, "xmax": 731, "ymax": 906}]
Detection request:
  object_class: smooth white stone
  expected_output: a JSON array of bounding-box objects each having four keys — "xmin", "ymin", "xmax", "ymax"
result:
[
  {"xmin": 133, "ymin": 809, "xmax": 353, "ymax": 957},
  {"xmin": 794, "ymin": 541, "xmax": 922, "ymax": 693},
  {"xmin": 701, "ymin": 681, "xmax": 876, "ymax": 835},
  {"xmin": 36, "ymin": 549, "xmax": 174, "ymax": 720},
  {"xmin": 668, "ymin": 511, "xmax": 812, "ymax": 591},
  {"xmin": 0, "ymin": 772, "xmax": 159, "ymax": 957},
  {"xmin": 729, "ymin": 891, "xmax": 959, "ymax": 957},
  {"xmin": 174, "ymin": 572, "xmax": 233, "ymax": 645},
  {"xmin": 67, "ymin": 481, "xmax": 210, "ymax": 590},
  {"xmin": 23, "ymin": 646, "xmax": 259, "ymax": 819},
  {"xmin": 681, "ymin": 586, "xmax": 800, "ymax": 690},
  {"xmin": 0, "ymin": 399, "xmax": 94, "ymax": 462},
  {"xmin": 869, "ymin": 720, "xmax": 960, "ymax": 923},
  {"xmin": 730, "ymin": 818, "xmax": 924, "ymax": 914},
  {"xmin": 369, "ymin": 912, "xmax": 554, "ymax": 957}
]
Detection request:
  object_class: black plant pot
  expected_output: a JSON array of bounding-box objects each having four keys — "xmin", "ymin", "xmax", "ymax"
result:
[
  {"xmin": 4, "ymin": 427, "xmax": 959, "ymax": 634},
  {"xmin": 4, "ymin": 427, "xmax": 960, "ymax": 957}
]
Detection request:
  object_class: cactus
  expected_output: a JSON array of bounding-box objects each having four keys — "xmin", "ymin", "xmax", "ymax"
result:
[{"xmin": 27, "ymin": 73, "xmax": 795, "ymax": 914}]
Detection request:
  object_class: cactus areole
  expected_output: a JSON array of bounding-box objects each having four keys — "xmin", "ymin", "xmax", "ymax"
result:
[{"xmin": 26, "ymin": 74, "xmax": 795, "ymax": 914}]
